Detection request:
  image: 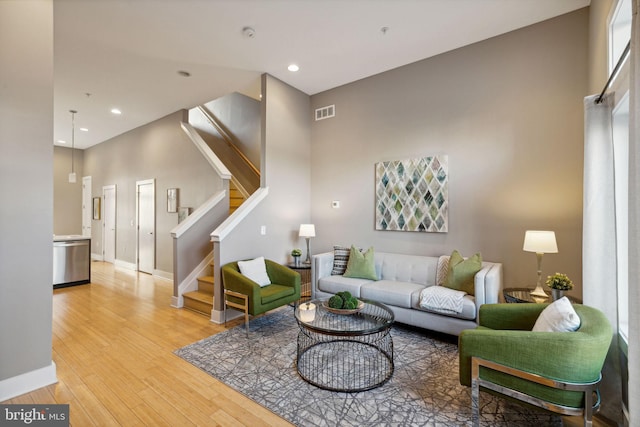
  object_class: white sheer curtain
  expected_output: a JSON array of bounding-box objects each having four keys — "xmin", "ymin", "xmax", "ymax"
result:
[
  {"xmin": 628, "ymin": 0, "xmax": 639, "ymax": 423},
  {"xmin": 583, "ymin": 93, "xmax": 618, "ymax": 332}
]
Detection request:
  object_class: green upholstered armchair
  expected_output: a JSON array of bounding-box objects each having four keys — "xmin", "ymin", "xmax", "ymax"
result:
[
  {"xmin": 221, "ymin": 259, "xmax": 301, "ymax": 334},
  {"xmin": 459, "ymin": 303, "xmax": 611, "ymax": 427}
]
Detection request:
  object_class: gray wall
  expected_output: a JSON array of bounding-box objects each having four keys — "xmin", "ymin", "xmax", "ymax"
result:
[
  {"xmin": 0, "ymin": 0, "xmax": 54, "ymax": 384},
  {"xmin": 310, "ymin": 9, "xmax": 589, "ymax": 299},
  {"xmin": 219, "ymin": 74, "xmax": 312, "ymax": 267},
  {"xmin": 53, "ymin": 146, "xmax": 84, "ymax": 235},
  {"xmin": 83, "ymin": 110, "xmax": 221, "ymax": 273},
  {"xmin": 204, "ymin": 92, "xmax": 261, "ymax": 167}
]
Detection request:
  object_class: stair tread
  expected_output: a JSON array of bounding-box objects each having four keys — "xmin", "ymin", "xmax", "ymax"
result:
[
  {"xmin": 184, "ymin": 290, "xmax": 214, "ymax": 303},
  {"xmin": 197, "ymin": 275, "xmax": 214, "ymax": 284}
]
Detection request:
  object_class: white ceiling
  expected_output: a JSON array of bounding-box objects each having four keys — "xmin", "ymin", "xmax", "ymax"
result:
[{"xmin": 54, "ymin": 0, "xmax": 590, "ymax": 149}]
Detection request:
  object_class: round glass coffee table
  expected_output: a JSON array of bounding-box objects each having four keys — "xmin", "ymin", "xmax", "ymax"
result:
[{"xmin": 294, "ymin": 298, "xmax": 395, "ymax": 392}]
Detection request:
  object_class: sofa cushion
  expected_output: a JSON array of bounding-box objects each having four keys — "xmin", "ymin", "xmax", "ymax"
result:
[
  {"xmin": 318, "ymin": 275, "xmax": 373, "ymax": 298},
  {"xmin": 444, "ymin": 250, "xmax": 482, "ymax": 295},
  {"xmin": 377, "ymin": 253, "xmax": 437, "ymax": 286},
  {"xmin": 416, "ymin": 294, "xmax": 477, "ymax": 320},
  {"xmin": 260, "ymin": 284, "xmax": 295, "ymax": 305},
  {"xmin": 360, "ymin": 280, "xmax": 425, "ymax": 309},
  {"xmin": 344, "ymin": 246, "xmax": 378, "ymax": 280}
]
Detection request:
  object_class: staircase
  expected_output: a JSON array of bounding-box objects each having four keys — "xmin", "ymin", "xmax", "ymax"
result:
[
  {"xmin": 229, "ymin": 181, "xmax": 245, "ymax": 214},
  {"xmin": 183, "ymin": 261, "xmax": 214, "ymax": 316}
]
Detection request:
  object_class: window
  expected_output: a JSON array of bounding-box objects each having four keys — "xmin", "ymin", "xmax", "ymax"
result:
[
  {"xmin": 612, "ymin": 93, "xmax": 629, "ymax": 344},
  {"xmin": 609, "ymin": 0, "xmax": 632, "ymax": 74}
]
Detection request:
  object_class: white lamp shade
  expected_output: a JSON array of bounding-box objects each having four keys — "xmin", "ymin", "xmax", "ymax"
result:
[
  {"xmin": 299, "ymin": 224, "xmax": 316, "ymax": 238},
  {"xmin": 523, "ymin": 230, "xmax": 558, "ymax": 253}
]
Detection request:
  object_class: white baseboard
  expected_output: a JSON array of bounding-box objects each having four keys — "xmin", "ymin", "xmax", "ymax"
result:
[
  {"xmin": 210, "ymin": 309, "xmax": 225, "ymax": 324},
  {"xmin": 91, "ymin": 253, "xmax": 103, "ymax": 261},
  {"xmin": 114, "ymin": 259, "xmax": 136, "ymax": 271},
  {"xmin": 171, "ymin": 295, "xmax": 182, "ymax": 308},
  {"xmin": 153, "ymin": 270, "xmax": 173, "ymax": 282},
  {"xmin": 0, "ymin": 362, "xmax": 57, "ymax": 402}
]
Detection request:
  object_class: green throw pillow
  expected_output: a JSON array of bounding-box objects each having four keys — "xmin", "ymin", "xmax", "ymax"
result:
[
  {"xmin": 444, "ymin": 250, "xmax": 482, "ymax": 295},
  {"xmin": 343, "ymin": 246, "xmax": 377, "ymax": 280}
]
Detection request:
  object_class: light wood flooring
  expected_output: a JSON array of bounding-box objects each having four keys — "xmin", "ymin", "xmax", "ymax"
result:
[
  {"xmin": 3, "ymin": 262, "xmax": 612, "ymax": 426},
  {"xmin": 2, "ymin": 262, "xmax": 293, "ymax": 427}
]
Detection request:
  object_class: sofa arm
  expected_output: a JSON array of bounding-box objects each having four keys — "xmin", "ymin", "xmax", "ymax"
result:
[
  {"xmin": 472, "ymin": 262, "xmax": 503, "ymax": 319},
  {"xmin": 311, "ymin": 251, "xmax": 335, "ymax": 298},
  {"xmin": 265, "ymin": 260, "xmax": 301, "ymax": 290},
  {"xmin": 221, "ymin": 265, "xmax": 263, "ymax": 312}
]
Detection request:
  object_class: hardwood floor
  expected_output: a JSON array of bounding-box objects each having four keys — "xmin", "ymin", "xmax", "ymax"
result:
[
  {"xmin": 3, "ymin": 262, "xmax": 614, "ymax": 426},
  {"xmin": 2, "ymin": 262, "xmax": 293, "ymax": 427}
]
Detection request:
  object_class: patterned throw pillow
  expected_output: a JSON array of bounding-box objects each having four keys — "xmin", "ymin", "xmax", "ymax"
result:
[
  {"xmin": 331, "ymin": 245, "xmax": 351, "ymax": 275},
  {"xmin": 436, "ymin": 255, "xmax": 450, "ymax": 286}
]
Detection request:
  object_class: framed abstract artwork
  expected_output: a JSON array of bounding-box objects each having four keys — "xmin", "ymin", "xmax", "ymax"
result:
[{"xmin": 375, "ymin": 156, "xmax": 448, "ymax": 232}]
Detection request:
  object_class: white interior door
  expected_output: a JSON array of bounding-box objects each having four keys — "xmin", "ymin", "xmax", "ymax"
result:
[
  {"xmin": 137, "ymin": 179, "xmax": 155, "ymax": 274},
  {"xmin": 102, "ymin": 185, "xmax": 116, "ymax": 264},
  {"xmin": 82, "ymin": 176, "xmax": 92, "ymax": 237}
]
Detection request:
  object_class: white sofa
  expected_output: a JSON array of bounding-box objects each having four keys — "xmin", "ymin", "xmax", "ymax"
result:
[{"xmin": 311, "ymin": 251, "xmax": 503, "ymax": 336}]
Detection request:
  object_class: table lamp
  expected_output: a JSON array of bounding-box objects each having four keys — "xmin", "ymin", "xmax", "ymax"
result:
[
  {"xmin": 523, "ymin": 230, "xmax": 558, "ymax": 298},
  {"xmin": 299, "ymin": 224, "xmax": 315, "ymax": 264}
]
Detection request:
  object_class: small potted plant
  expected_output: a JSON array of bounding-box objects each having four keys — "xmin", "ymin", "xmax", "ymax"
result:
[
  {"xmin": 291, "ymin": 248, "xmax": 302, "ymax": 267},
  {"xmin": 545, "ymin": 272, "xmax": 573, "ymax": 301}
]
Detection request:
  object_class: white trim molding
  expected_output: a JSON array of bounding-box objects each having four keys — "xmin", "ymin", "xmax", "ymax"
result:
[
  {"xmin": 180, "ymin": 122, "xmax": 232, "ymax": 180},
  {"xmin": 171, "ymin": 251, "xmax": 214, "ymax": 308},
  {"xmin": 0, "ymin": 362, "xmax": 57, "ymax": 402},
  {"xmin": 171, "ymin": 191, "xmax": 226, "ymax": 239},
  {"xmin": 114, "ymin": 259, "xmax": 137, "ymax": 271},
  {"xmin": 211, "ymin": 187, "xmax": 269, "ymax": 242}
]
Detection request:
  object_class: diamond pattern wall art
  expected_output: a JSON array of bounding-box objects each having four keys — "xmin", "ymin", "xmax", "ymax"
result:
[{"xmin": 375, "ymin": 156, "xmax": 448, "ymax": 232}]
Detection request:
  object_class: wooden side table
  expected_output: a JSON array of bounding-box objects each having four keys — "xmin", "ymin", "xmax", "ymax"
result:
[
  {"xmin": 503, "ymin": 287, "xmax": 582, "ymax": 304},
  {"xmin": 288, "ymin": 263, "xmax": 311, "ymax": 302}
]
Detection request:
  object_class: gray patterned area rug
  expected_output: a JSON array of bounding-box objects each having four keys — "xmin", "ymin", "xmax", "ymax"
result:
[{"xmin": 175, "ymin": 307, "xmax": 561, "ymax": 426}]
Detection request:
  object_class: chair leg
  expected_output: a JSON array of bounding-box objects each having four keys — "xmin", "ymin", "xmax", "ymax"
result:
[
  {"xmin": 471, "ymin": 358, "xmax": 481, "ymax": 427},
  {"xmin": 584, "ymin": 388, "xmax": 593, "ymax": 427},
  {"xmin": 224, "ymin": 289, "xmax": 249, "ymax": 337}
]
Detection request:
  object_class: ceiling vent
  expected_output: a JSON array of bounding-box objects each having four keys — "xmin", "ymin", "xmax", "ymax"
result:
[{"xmin": 315, "ymin": 105, "xmax": 335, "ymax": 121}]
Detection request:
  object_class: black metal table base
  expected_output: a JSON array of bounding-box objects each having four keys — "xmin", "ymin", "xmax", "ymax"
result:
[{"xmin": 296, "ymin": 329, "xmax": 394, "ymax": 392}]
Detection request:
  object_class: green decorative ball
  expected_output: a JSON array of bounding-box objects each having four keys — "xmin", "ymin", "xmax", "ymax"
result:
[{"xmin": 328, "ymin": 295, "xmax": 344, "ymax": 309}]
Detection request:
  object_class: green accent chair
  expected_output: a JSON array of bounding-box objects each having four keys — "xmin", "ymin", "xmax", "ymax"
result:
[
  {"xmin": 459, "ymin": 303, "xmax": 612, "ymax": 427},
  {"xmin": 221, "ymin": 259, "xmax": 301, "ymax": 335}
]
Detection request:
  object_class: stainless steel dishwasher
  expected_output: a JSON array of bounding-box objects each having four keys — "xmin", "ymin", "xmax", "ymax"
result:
[{"xmin": 53, "ymin": 235, "xmax": 91, "ymax": 288}]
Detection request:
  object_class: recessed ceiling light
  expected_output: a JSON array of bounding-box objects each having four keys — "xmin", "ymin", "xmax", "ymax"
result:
[
  {"xmin": 288, "ymin": 64, "xmax": 300, "ymax": 72},
  {"xmin": 79, "ymin": 127, "xmax": 88, "ymax": 132},
  {"xmin": 111, "ymin": 108, "xmax": 122, "ymax": 115},
  {"xmin": 57, "ymin": 140, "xmax": 66, "ymax": 144}
]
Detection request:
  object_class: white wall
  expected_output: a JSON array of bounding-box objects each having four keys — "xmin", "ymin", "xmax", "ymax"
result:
[
  {"xmin": 310, "ymin": 9, "xmax": 589, "ymax": 299},
  {"xmin": 0, "ymin": 0, "xmax": 56, "ymax": 397}
]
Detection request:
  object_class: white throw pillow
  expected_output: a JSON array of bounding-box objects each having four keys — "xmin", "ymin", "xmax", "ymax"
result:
[
  {"xmin": 532, "ymin": 296, "xmax": 581, "ymax": 332},
  {"xmin": 237, "ymin": 257, "xmax": 271, "ymax": 287}
]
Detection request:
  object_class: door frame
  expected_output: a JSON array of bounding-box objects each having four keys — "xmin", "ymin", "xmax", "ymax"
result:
[
  {"xmin": 136, "ymin": 179, "xmax": 155, "ymax": 273},
  {"xmin": 102, "ymin": 184, "xmax": 116, "ymax": 263}
]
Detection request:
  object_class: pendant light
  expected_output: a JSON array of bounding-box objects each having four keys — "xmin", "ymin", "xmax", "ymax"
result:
[{"xmin": 68, "ymin": 109, "xmax": 77, "ymax": 183}]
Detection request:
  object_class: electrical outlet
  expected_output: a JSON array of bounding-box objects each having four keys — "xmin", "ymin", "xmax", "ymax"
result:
[{"xmin": 260, "ymin": 225, "xmax": 266, "ymax": 235}]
